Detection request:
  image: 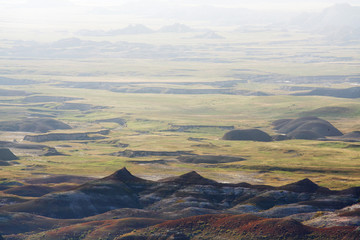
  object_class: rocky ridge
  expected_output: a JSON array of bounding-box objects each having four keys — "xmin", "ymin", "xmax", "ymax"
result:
[
  {"xmin": 2, "ymin": 168, "xmax": 360, "ymax": 221},
  {"xmin": 2, "ymin": 168, "xmax": 360, "ymax": 239}
]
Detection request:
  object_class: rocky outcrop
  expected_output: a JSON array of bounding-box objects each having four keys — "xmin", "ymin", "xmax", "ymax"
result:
[
  {"xmin": 278, "ymin": 178, "xmax": 324, "ymax": 193},
  {"xmin": 40, "ymin": 147, "xmax": 66, "ymax": 156},
  {"xmin": 104, "ymin": 167, "xmax": 149, "ymax": 183},
  {"xmin": 0, "ymin": 141, "xmax": 65, "ymax": 157},
  {"xmin": 0, "ymin": 141, "xmax": 46, "ymax": 150},
  {"xmin": 3, "ymin": 169, "xmax": 360, "ymax": 240},
  {"xmin": 222, "ymin": 129, "xmax": 272, "ymax": 142},
  {"xmin": 0, "ymin": 148, "xmax": 18, "ymax": 161},
  {"xmin": 3, "ymin": 169, "xmax": 360, "ymax": 221},
  {"xmin": 0, "ymin": 148, "xmax": 18, "ymax": 166},
  {"xmin": 159, "ymin": 171, "xmax": 218, "ymax": 185},
  {"xmin": 24, "ymin": 130, "xmax": 110, "ymax": 142},
  {"xmin": 304, "ymin": 203, "xmax": 360, "ymax": 228},
  {"xmin": 2, "ymin": 168, "xmax": 146, "ymax": 218}
]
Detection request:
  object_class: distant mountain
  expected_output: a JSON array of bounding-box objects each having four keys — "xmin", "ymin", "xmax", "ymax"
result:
[
  {"xmin": 291, "ymin": 3, "xmax": 360, "ymax": 41},
  {"xmin": 159, "ymin": 23, "xmax": 195, "ymax": 33},
  {"xmin": 316, "ymin": 3, "xmax": 360, "ymax": 28},
  {"xmin": 193, "ymin": 31, "xmax": 225, "ymax": 39}
]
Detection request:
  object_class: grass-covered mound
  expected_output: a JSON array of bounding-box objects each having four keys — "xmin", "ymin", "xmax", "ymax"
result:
[
  {"xmin": 222, "ymin": 129, "xmax": 272, "ymax": 142},
  {"xmin": 287, "ymin": 130, "xmax": 323, "ymax": 140},
  {"xmin": 273, "ymin": 116, "xmax": 342, "ymax": 140}
]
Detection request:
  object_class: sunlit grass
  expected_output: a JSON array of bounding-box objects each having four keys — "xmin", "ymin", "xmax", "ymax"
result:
[{"xmin": 1, "ymin": 29, "xmax": 360, "ymax": 189}]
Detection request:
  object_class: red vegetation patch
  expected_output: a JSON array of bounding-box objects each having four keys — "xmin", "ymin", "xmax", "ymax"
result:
[
  {"xmin": 314, "ymin": 226, "xmax": 360, "ymax": 240},
  {"xmin": 157, "ymin": 214, "xmax": 311, "ymax": 237},
  {"xmin": 35, "ymin": 218, "xmax": 163, "ymax": 240},
  {"xmin": 240, "ymin": 218, "xmax": 312, "ymax": 237},
  {"xmin": 141, "ymin": 214, "xmax": 360, "ymax": 239}
]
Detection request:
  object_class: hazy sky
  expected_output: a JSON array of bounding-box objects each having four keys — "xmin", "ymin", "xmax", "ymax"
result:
[
  {"xmin": 0, "ymin": 0, "xmax": 359, "ymax": 40},
  {"xmin": 3, "ymin": 0, "xmax": 358, "ymax": 10}
]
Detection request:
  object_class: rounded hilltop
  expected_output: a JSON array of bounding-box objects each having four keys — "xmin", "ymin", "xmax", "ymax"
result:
[
  {"xmin": 222, "ymin": 129, "xmax": 272, "ymax": 142},
  {"xmin": 273, "ymin": 116, "xmax": 343, "ymax": 140}
]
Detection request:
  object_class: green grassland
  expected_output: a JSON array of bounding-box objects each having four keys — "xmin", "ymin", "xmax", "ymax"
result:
[{"xmin": 1, "ymin": 29, "xmax": 360, "ymax": 189}]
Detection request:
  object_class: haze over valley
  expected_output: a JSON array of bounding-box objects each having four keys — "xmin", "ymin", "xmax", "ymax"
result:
[{"xmin": 1, "ymin": 1, "xmax": 360, "ymax": 239}]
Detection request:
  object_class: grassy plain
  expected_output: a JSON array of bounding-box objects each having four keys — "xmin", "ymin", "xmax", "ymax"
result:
[{"xmin": 0, "ymin": 29, "xmax": 360, "ymax": 189}]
